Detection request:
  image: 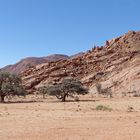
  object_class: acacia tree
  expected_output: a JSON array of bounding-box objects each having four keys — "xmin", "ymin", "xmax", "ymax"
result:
[
  {"xmin": 0, "ymin": 72, "xmax": 26, "ymax": 103},
  {"xmin": 40, "ymin": 78, "xmax": 88, "ymax": 102}
]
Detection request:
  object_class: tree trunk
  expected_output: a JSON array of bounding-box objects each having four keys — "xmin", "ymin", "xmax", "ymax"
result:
[
  {"xmin": 62, "ymin": 94, "xmax": 67, "ymax": 102},
  {"xmin": 1, "ymin": 95, "xmax": 5, "ymax": 103}
]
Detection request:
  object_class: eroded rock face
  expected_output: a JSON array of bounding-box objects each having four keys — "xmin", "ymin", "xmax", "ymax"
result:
[{"xmin": 21, "ymin": 31, "xmax": 140, "ymax": 95}]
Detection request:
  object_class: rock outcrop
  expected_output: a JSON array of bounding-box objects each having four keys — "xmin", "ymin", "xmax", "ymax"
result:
[{"xmin": 21, "ymin": 31, "xmax": 140, "ymax": 96}]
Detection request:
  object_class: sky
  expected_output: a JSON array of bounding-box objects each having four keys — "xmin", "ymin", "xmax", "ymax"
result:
[{"xmin": 0, "ymin": 0, "xmax": 140, "ymax": 67}]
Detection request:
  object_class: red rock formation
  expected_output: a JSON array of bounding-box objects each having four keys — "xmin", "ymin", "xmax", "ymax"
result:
[{"xmin": 20, "ymin": 31, "xmax": 140, "ymax": 95}]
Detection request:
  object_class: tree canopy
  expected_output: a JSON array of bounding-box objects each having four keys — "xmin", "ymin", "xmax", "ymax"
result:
[
  {"xmin": 39, "ymin": 78, "xmax": 88, "ymax": 102},
  {"xmin": 0, "ymin": 72, "xmax": 26, "ymax": 102}
]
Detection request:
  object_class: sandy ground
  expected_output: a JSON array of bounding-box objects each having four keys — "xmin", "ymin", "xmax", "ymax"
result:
[{"xmin": 0, "ymin": 95, "xmax": 140, "ymax": 140}]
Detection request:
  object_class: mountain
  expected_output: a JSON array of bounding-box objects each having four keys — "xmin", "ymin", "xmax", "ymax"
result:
[
  {"xmin": 21, "ymin": 31, "xmax": 140, "ymax": 96},
  {"xmin": 70, "ymin": 52, "xmax": 85, "ymax": 59},
  {"xmin": 1, "ymin": 54, "xmax": 69, "ymax": 74}
]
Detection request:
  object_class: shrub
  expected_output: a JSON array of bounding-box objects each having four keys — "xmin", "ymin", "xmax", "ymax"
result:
[
  {"xmin": 95, "ymin": 82, "xmax": 102, "ymax": 95},
  {"xmin": 133, "ymin": 94, "xmax": 140, "ymax": 97},
  {"xmin": 38, "ymin": 86, "xmax": 50, "ymax": 98},
  {"xmin": 95, "ymin": 82, "xmax": 112, "ymax": 97},
  {"xmin": 96, "ymin": 105, "xmax": 112, "ymax": 111},
  {"xmin": 74, "ymin": 96, "xmax": 79, "ymax": 102}
]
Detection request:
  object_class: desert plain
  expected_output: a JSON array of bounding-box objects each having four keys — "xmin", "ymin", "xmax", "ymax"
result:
[{"xmin": 0, "ymin": 95, "xmax": 140, "ymax": 140}]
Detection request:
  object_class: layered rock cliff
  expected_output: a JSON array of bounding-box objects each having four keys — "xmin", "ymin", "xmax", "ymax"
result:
[{"xmin": 21, "ymin": 31, "xmax": 140, "ymax": 96}]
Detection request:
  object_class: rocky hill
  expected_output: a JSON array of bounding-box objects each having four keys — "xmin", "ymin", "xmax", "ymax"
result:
[
  {"xmin": 1, "ymin": 54, "xmax": 69, "ymax": 74},
  {"xmin": 21, "ymin": 31, "xmax": 140, "ymax": 96},
  {"xmin": 70, "ymin": 52, "xmax": 85, "ymax": 59}
]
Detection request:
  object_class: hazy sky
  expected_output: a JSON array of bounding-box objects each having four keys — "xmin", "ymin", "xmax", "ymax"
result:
[{"xmin": 0, "ymin": 0, "xmax": 139, "ymax": 67}]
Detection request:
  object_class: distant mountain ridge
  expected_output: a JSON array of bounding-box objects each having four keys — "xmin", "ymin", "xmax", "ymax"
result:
[
  {"xmin": 70, "ymin": 52, "xmax": 85, "ymax": 59},
  {"xmin": 1, "ymin": 54, "xmax": 69, "ymax": 74}
]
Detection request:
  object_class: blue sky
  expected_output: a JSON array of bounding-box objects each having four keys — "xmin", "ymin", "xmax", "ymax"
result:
[{"xmin": 0, "ymin": 0, "xmax": 139, "ymax": 67}]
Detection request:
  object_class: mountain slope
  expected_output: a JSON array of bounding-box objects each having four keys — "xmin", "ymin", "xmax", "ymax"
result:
[
  {"xmin": 1, "ymin": 54, "xmax": 69, "ymax": 74},
  {"xmin": 21, "ymin": 31, "xmax": 140, "ymax": 96}
]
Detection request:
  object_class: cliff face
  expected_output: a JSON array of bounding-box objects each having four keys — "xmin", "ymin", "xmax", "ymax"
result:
[
  {"xmin": 21, "ymin": 31, "xmax": 140, "ymax": 96},
  {"xmin": 1, "ymin": 54, "xmax": 69, "ymax": 74}
]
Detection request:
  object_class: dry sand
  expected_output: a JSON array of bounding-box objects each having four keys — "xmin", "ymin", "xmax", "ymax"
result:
[{"xmin": 0, "ymin": 96, "xmax": 140, "ymax": 140}]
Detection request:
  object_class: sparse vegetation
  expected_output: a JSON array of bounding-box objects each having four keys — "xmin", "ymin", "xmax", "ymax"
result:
[
  {"xmin": 0, "ymin": 72, "xmax": 26, "ymax": 103},
  {"xmin": 95, "ymin": 83, "xmax": 102, "ymax": 95},
  {"xmin": 74, "ymin": 96, "xmax": 80, "ymax": 102},
  {"xmin": 96, "ymin": 105, "xmax": 112, "ymax": 111},
  {"xmin": 133, "ymin": 94, "xmax": 140, "ymax": 97},
  {"xmin": 38, "ymin": 86, "xmax": 49, "ymax": 99},
  {"xmin": 39, "ymin": 78, "xmax": 88, "ymax": 102},
  {"xmin": 95, "ymin": 82, "xmax": 112, "ymax": 98}
]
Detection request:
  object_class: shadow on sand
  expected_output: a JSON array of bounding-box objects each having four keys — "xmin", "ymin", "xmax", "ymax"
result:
[
  {"xmin": 1, "ymin": 99, "xmax": 99, "ymax": 104},
  {"xmin": 1, "ymin": 100, "xmax": 44, "ymax": 104},
  {"xmin": 49, "ymin": 99, "xmax": 99, "ymax": 103}
]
